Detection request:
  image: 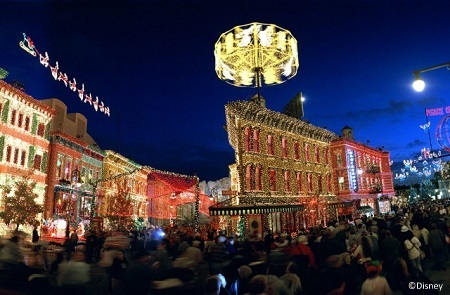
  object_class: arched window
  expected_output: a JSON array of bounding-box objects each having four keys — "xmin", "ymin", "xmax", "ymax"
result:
[
  {"xmin": 304, "ymin": 143, "xmax": 310, "ymax": 162},
  {"xmin": 5, "ymin": 145, "xmax": 12, "ymax": 162},
  {"xmin": 315, "ymin": 145, "xmax": 320, "ymax": 163},
  {"xmin": 244, "ymin": 127, "xmax": 251, "ymax": 152},
  {"xmin": 267, "ymin": 135, "xmax": 274, "ymax": 155},
  {"xmin": 294, "ymin": 141, "xmax": 300, "ymax": 160},
  {"xmin": 255, "ymin": 165, "xmax": 262, "ymax": 190},
  {"xmin": 253, "ymin": 129, "xmax": 260, "ymax": 153},
  {"xmin": 296, "ymin": 172, "xmax": 302, "ymax": 193},
  {"xmin": 282, "ymin": 138, "xmax": 288, "ymax": 158},
  {"xmin": 246, "ymin": 164, "xmax": 253, "ymax": 191}
]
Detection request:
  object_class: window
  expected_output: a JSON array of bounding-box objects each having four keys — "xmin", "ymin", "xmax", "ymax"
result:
[
  {"xmin": 315, "ymin": 146, "xmax": 320, "ymax": 163},
  {"xmin": 294, "ymin": 142, "xmax": 300, "ymax": 160},
  {"xmin": 253, "ymin": 129, "xmax": 260, "ymax": 153},
  {"xmin": 282, "ymin": 138, "xmax": 288, "ymax": 158},
  {"xmin": 324, "ymin": 148, "xmax": 329, "ymax": 164},
  {"xmin": 267, "ymin": 135, "xmax": 274, "ymax": 155},
  {"xmin": 0, "ymin": 103, "xmax": 2, "ymax": 117},
  {"xmin": 20, "ymin": 151, "xmax": 26, "ymax": 166},
  {"xmin": 336, "ymin": 153, "xmax": 342, "ymax": 167},
  {"xmin": 318, "ymin": 174, "xmax": 322, "ymax": 193},
  {"xmin": 17, "ymin": 113, "xmax": 23, "ymax": 128},
  {"xmin": 296, "ymin": 172, "xmax": 302, "ymax": 193},
  {"xmin": 284, "ymin": 170, "xmax": 290, "ymax": 192},
  {"xmin": 64, "ymin": 161, "xmax": 71, "ymax": 179},
  {"xmin": 304, "ymin": 144, "xmax": 310, "ymax": 162},
  {"xmin": 24, "ymin": 116, "xmax": 30, "ymax": 131},
  {"xmin": 37, "ymin": 123, "xmax": 45, "ymax": 137},
  {"xmin": 13, "ymin": 148, "xmax": 19, "ymax": 164},
  {"xmin": 6, "ymin": 146, "xmax": 12, "ymax": 162},
  {"xmin": 34, "ymin": 154, "xmax": 42, "ymax": 170},
  {"xmin": 308, "ymin": 173, "xmax": 313, "ymax": 192},
  {"xmin": 255, "ymin": 166, "xmax": 262, "ymax": 190},
  {"xmin": 10, "ymin": 110, "xmax": 16, "ymax": 125},
  {"xmin": 246, "ymin": 164, "xmax": 253, "ymax": 191},
  {"xmin": 57, "ymin": 159, "xmax": 62, "ymax": 179},
  {"xmin": 269, "ymin": 169, "xmax": 276, "ymax": 191},
  {"xmin": 244, "ymin": 127, "xmax": 251, "ymax": 152}
]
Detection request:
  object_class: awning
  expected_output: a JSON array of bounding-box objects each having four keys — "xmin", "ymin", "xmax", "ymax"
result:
[
  {"xmin": 327, "ymin": 201, "xmax": 353, "ymax": 210},
  {"xmin": 209, "ymin": 204, "xmax": 304, "ymax": 216}
]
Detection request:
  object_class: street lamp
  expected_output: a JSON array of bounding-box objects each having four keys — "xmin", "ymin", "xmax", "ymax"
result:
[{"xmin": 412, "ymin": 61, "xmax": 450, "ymax": 92}]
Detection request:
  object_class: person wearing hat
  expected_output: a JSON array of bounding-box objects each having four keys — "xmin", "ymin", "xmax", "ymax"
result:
[{"xmin": 360, "ymin": 261, "xmax": 392, "ymax": 295}]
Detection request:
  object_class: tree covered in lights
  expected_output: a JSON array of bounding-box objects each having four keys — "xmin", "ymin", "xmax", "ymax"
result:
[
  {"xmin": 105, "ymin": 178, "xmax": 134, "ymax": 231},
  {"xmin": 408, "ymin": 186, "xmax": 418, "ymax": 203},
  {"xmin": 419, "ymin": 179, "xmax": 434, "ymax": 201},
  {"xmin": 0, "ymin": 176, "xmax": 43, "ymax": 230}
]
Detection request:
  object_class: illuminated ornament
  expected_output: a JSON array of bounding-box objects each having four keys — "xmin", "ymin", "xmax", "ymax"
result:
[
  {"xmin": 214, "ymin": 22, "xmax": 299, "ymax": 98},
  {"xmin": 19, "ymin": 33, "xmax": 110, "ymax": 117},
  {"xmin": 0, "ymin": 68, "xmax": 9, "ymax": 79},
  {"xmin": 420, "ymin": 121, "xmax": 430, "ymax": 132}
]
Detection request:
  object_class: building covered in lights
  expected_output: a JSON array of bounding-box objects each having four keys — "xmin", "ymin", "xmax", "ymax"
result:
[
  {"xmin": 100, "ymin": 151, "xmax": 149, "ymax": 221},
  {"xmin": 215, "ymin": 97, "xmax": 337, "ymax": 233},
  {"xmin": 41, "ymin": 98, "xmax": 105, "ymax": 234},
  {"xmin": 330, "ymin": 126, "xmax": 395, "ymax": 216},
  {"xmin": 0, "ymin": 80, "xmax": 56, "ymax": 214}
]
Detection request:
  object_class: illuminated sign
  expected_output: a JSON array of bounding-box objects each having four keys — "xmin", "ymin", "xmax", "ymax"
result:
[
  {"xmin": 426, "ymin": 106, "xmax": 450, "ymax": 117},
  {"xmin": 347, "ymin": 150, "xmax": 358, "ymax": 192}
]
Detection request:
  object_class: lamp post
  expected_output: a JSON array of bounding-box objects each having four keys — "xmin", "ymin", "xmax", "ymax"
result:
[{"xmin": 412, "ymin": 61, "xmax": 450, "ymax": 92}]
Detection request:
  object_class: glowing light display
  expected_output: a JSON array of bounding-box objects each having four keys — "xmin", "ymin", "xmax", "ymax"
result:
[
  {"xmin": 19, "ymin": 33, "xmax": 110, "ymax": 117},
  {"xmin": 347, "ymin": 150, "xmax": 358, "ymax": 192},
  {"xmin": 214, "ymin": 23, "xmax": 299, "ymax": 89}
]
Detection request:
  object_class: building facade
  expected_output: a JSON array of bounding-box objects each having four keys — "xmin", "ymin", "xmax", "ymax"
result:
[
  {"xmin": 222, "ymin": 99, "xmax": 337, "ymax": 232},
  {"xmin": 0, "ymin": 80, "xmax": 55, "ymax": 212},
  {"xmin": 330, "ymin": 126, "xmax": 395, "ymax": 217},
  {"xmin": 100, "ymin": 150, "xmax": 148, "ymax": 220}
]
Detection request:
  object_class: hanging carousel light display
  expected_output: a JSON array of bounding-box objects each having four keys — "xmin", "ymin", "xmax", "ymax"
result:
[{"xmin": 214, "ymin": 22, "xmax": 299, "ymax": 99}]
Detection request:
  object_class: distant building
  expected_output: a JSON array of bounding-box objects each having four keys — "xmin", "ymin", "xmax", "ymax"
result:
[
  {"xmin": 101, "ymin": 150, "xmax": 149, "ymax": 220},
  {"xmin": 0, "ymin": 80, "xmax": 56, "ymax": 212},
  {"xmin": 330, "ymin": 126, "xmax": 395, "ymax": 216}
]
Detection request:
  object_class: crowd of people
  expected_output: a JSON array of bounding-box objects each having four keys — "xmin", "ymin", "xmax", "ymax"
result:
[{"xmin": 0, "ymin": 198, "xmax": 449, "ymax": 294}]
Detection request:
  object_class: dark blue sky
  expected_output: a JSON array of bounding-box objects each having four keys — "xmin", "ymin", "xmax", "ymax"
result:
[{"xmin": 1, "ymin": 0, "xmax": 450, "ymax": 183}]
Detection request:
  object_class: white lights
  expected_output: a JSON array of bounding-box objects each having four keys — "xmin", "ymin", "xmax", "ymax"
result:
[
  {"xmin": 412, "ymin": 73, "xmax": 425, "ymax": 92},
  {"xmin": 214, "ymin": 22, "xmax": 299, "ymax": 88}
]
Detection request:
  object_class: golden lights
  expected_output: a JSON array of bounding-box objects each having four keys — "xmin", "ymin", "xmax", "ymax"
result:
[{"xmin": 214, "ymin": 23, "xmax": 299, "ymax": 88}]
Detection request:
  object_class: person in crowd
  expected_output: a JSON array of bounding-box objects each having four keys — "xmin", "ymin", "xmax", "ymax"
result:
[
  {"xmin": 209, "ymin": 235, "xmax": 230, "ymax": 275},
  {"xmin": 428, "ymin": 222, "xmax": 447, "ymax": 270},
  {"xmin": 360, "ymin": 261, "xmax": 392, "ymax": 295},
  {"xmin": 85, "ymin": 230, "xmax": 98, "ymax": 263},
  {"xmin": 338, "ymin": 252, "xmax": 361, "ymax": 295},
  {"xmin": 380, "ymin": 230, "xmax": 401, "ymax": 262},
  {"xmin": 279, "ymin": 262, "xmax": 302, "ymax": 295},
  {"xmin": 237, "ymin": 265, "xmax": 253, "ymax": 295},
  {"xmin": 265, "ymin": 264, "xmax": 289, "ymax": 295},
  {"xmin": 246, "ymin": 275, "xmax": 268, "ymax": 295},
  {"xmin": 401, "ymin": 225, "xmax": 423, "ymax": 272},
  {"xmin": 111, "ymin": 250, "xmax": 128, "ymax": 294}
]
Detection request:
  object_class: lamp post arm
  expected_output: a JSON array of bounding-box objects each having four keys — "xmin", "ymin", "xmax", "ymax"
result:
[{"xmin": 414, "ymin": 62, "xmax": 450, "ymax": 75}]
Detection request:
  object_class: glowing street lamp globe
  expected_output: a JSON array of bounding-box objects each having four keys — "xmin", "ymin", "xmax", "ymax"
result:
[{"xmin": 214, "ymin": 22, "xmax": 299, "ymax": 93}]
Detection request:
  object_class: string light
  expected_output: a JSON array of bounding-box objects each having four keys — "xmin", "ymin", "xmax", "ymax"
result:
[{"xmin": 19, "ymin": 33, "xmax": 110, "ymax": 116}]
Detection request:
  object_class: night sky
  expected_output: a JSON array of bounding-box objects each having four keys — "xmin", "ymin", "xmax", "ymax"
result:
[{"xmin": 1, "ymin": 1, "xmax": 450, "ymax": 184}]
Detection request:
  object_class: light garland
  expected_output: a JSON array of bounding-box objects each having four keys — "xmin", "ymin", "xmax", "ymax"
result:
[{"xmin": 19, "ymin": 33, "xmax": 110, "ymax": 116}]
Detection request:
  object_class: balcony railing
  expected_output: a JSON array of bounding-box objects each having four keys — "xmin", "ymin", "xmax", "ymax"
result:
[{"xmin": 366, "ymin": 165, "xmax": 380, "ymax": 174}]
